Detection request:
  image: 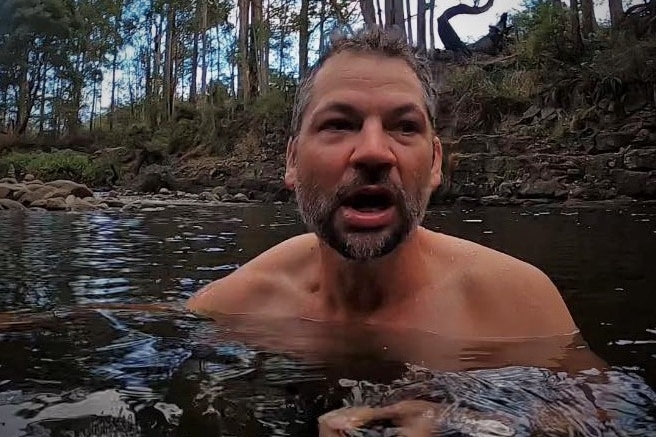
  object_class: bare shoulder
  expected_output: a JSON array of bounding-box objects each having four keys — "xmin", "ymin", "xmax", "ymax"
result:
[
  {"xmin": 423, "ymin": 228, "xmax": 577, "ymax": 336},
  {"xmin": 186, "ymin": 233, "xmax": 319, "ymax": 316}
]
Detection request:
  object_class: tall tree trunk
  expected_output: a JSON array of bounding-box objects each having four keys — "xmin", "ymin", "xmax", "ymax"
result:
[
  {"xmin": 215, "ymin": 27, "xmax": 221, "ymax": 80},
  {"xmin": 90, "ymin": 81, "xmax": 97, "ymax": 131},
  {"xmin": 68, "ymin": 49, "xmax": 85, "ymax": 135},
  {"xmin": 38, "ymin": 67, "xmax": 47, "ymax": 134},
  {"xmin": 608, "ymin": 0, "xmax": 624, "ymax": 29},
  {"xmin": 319, "ymin": 0, "xmax": 326, "ymax": 55},
  {"xmin": 299, "ymin": 0, "xmax": 310, "ymax": 78},
  {"xmin": 200, "ymin": 0, "xmax": 208, "ymax": 102},
  {"xmin": 580, "ymin": 0, "xmax": 597, "ymax": 37},
  {"xmin": 1, "ymin": 86, "xmax": 8, "ymax": 132},
  {"xmin": 17, "ymin": 51, "xmax": 29, "ymax": 135},
  {"xmin": 190, "ymin": 1, "xmax": 200, "ymax": 103},
  {"xmin": 238, "ymin": 0, "xmax": 250, "ymax": 102},
  {"xmin": 152, "ymin": 14, "xmax": 163, "ymax": 127},
  {"xmin": 265, "ymin": 0, "xmax": 270, "ymax": 84},
  {"xmin": 394, "ymin": 0, "xmax": 406, "ymax": 36},
  {"xmin": 144, "ymin": 1, "xmax": 154, "ymax": 127},
  {"xmin": 405, "ymin": 0, "xmax": 413, "ymax": 45},
  {"xmin": 109, "ymin": 1, "xmax": 124, "ymax": 131},
  {"xmin": 252, "ymin": 0, "xmax": 267, "ymax": 96},
  {"xmin": 376, "ymin": 0, "xmax": 383, "ymax": 26},
  {"xmin": 428, "ymin": 0, "xmax": 435, "ymax": 50},
  {"xmin": 569, "ymin": 0, "xmax": 584, "ymax": 53},
  {"xmin": 110, "ymin": 48, "xmax": 119, "ymax": 130},
  {"xmin": 417, "ymin": 0, "xmax": 426, "ymax": 52},
  {"xmin": 164, "ymin": 4, "xmax": 176, "ymax": 120},
  {"xmin": 360, "ymin": 0, "xmax": 376, "ymax": 28}
]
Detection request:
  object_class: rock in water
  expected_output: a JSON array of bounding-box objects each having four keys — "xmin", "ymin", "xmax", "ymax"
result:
[
  {"xmin": 0, "ymin": 198, "xmax": 27, "ymax": 210},
  {"xmin": 233, "ymin": 193, "xmax": 250, "ymax": 203}
]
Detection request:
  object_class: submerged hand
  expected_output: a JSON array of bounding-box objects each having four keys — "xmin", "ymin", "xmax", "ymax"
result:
[{"xmin": 318, "ymin": 400, "xmax": 440, "ymax": 437}]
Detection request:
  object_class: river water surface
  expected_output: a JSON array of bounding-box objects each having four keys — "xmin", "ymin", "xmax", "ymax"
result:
[{"xmin": 0, "ymin": 203, "xmax": 655, "ymax": 436}]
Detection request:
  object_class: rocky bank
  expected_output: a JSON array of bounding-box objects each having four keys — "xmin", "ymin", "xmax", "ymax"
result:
[{"xmin": 0, "ymin": 176, "xmax": 261, "ymax": 212}]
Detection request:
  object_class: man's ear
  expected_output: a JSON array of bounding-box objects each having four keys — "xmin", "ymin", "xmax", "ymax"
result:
[
  {"xmin": 430, "ymin": 136, "xmax": 443, "ymax": 190},
  {"xmin": 284, "ymin": 136, "xmax": 298, "ymax": 189}
]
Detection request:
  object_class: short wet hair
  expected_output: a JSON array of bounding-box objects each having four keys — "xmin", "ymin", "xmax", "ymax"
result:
[{"xmin": 291, "ymin": 26, "xmax": 437, "ymax": 135}]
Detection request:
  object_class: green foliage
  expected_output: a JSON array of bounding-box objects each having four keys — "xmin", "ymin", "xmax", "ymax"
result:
[
  {"xmin": 169, "ymin": 103, "xmax": 201, "ymax": 154},
  {"xmin": 446, "ymin": 65, "xmax": 539, "ymax": 131},
  {"xmin": 0, "ymin": 151, "xmax": 112, "ymax": 186},
  {"xmin": 510, "ymin": 2, "xmax": 578, "ymax": 67}
]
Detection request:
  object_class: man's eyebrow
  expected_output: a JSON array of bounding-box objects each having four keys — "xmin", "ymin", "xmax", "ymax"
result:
[
  {"xmin": 312, "ymin": 102, "xmax": 426, "ymax": 119},
  {"xmin": 387, "ymin": 103, "xmax": 426, "ymax": 119},
  {"xmin": 311, "ymin": 102, "xmax": 361, "ymax": 119}
]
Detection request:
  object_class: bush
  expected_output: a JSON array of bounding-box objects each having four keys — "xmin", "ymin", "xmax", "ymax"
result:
[
  {"xmin": 511, "ymin": 2, "xmax": 578, "ymax": 67},
  {"xmin": 0, "ymin": 151, "xmax": 111, "ymax": 187},
  {"xmin": 445, "ymin": 65, "xmax": 539, "ymax": 132}
]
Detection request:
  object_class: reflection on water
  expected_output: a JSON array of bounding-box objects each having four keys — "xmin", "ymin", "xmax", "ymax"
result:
[{"xmin": 0, "ymin": 203, "xmax": 655, "ymax": 436}]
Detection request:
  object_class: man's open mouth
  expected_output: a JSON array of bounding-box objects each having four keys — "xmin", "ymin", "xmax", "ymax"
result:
[
  {"xmin": 339, "ymin": 186, "xmax": 397, "ymax": 229},
  {"xmin": 342, "ymin": 186, "xmax": 394, "ymax": 212}
]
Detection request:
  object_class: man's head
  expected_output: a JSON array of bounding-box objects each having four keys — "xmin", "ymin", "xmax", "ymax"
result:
[{"xmin": 285, "ymin": 26, "xmax": 443, "ymax": 261}]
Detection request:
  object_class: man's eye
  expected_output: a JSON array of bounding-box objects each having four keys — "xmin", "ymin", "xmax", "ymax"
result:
[
  {"xmin": 395, "ymin": 121, "xmax": 420, "ymax": 134},
  {"xmin": 320, "ymin": 119, "xmax": 354, "ymax": 131}
]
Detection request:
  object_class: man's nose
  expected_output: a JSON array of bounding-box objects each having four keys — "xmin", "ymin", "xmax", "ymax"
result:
[{"xmin": 349, "ymin": 119, "xmax": 397, "ymax": 172}]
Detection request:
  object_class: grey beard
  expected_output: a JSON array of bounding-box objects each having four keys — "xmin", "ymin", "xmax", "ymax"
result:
[{"xmin": 295, "ymin": 180, "xmax": 429, "ymax": 261}]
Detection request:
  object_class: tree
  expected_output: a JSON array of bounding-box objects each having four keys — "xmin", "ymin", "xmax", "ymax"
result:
[
  {"xmin": 569, "ymin": 0, "xmax": 583, "ymax": 54},
  {"xmin": 299, "ymin": 0, "xmax": 310, "ymax": 78},
  {"xmin": 608, "ymin": 0, "xmax": 624, "ymax": 29},
  {"xmin": 580, "ymin": 0, "xmax": 598, "ymax": 37},
  {"xmin": 385, "ymin": 0, "xmax": 406, "ymax": 36},
  {"xmin": 360, "ymin": 0, "xmax": 376, "ymax": 28},
  {"xmin": 417, "ymin": 0, "xmax": 427, "ymax": 52},
  {"xmin": 428, "ymin": 0, "xmax": 436, "ymax": 50},
  {"xmin": 437, "ymin": 0, "xmax": 495, "ymax": 55},
  {"xmin": 238, "ymin": 0, "xmax": 250, "ymax": 101}
]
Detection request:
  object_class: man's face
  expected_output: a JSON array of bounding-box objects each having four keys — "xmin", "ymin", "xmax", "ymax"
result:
[{"xmin": 285, "ymin": 52, "xmax": 442, "ymax": 260}]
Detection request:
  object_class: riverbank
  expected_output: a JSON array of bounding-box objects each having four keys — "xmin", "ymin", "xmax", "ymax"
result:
[{"xmin": 3, "ymin": 173, "xmax": 655, "ymax": 213}]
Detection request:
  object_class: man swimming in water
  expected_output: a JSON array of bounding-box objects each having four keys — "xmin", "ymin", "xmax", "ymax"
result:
[{"xmin": 186, "ymin": 27, "xmax": 577, "ymax": 340}]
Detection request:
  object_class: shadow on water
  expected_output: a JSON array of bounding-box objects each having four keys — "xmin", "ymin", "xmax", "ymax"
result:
[{"xmin": 0, "ymin": 203, "xmax": 655, "ymax": 436}]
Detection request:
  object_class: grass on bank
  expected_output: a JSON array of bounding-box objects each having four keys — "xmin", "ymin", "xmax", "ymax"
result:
[{"xmin": 0, "ymin": 151, "xmax": 112, "ymax": 187}]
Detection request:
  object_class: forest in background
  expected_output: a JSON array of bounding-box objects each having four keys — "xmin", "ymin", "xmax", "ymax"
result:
[{"xmin": 0, "ymin": 0, "xmax": 654, "ymax": 197}]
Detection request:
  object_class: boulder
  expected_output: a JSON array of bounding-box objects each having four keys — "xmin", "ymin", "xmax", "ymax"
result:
[
  {"xmin": 588, "ymin": 132, "xmax": 634, "ymax": 153},
  {"xmin": 17, "ymin": 190, "xmax": 40, "ymax": 206},
  {"xmin": 211, "ymin": 186, "xmax": 229, "ymax": 198},
  {"xmin": 0, "ymin": 182, "xmax": 15, "ymax": 198},
  {"xmin": 233, "ymin": 193, "xmax": 250, "ymax": 203},
  {"xmin": 611, "ymin": 169, "xmax": 649, "ymax": 196},
  {"xmin": 624, "ymin": 149, "xmax": 656, "ymax": 170},
  {"xmin": 199, "ymin": 191, "xmax": 215, "ymax": 202},
  {"xmin": 129, "ymin": 165, "xmax": 177, "ymax": 194},
  {"xmin": 25, "ymin": 185, "xmax": 58, "ymax": 201},
  {"xmin": 517, "ymin": 178, "xmax": 567, "ymax": 198},
  {"xmin": 23, "ymin": 174, "xmax": 35, "ymax": 182},
  {"xmin": 45, "ymin": 180, "xmax": 94, "ymax": 198},
  {"xmin": 30, "ymin": 197, "xmax": 68, "ymax": 210},
  {"xmin": 0, "ymin": 178, "xmax": 17, "ymax": 184},
  {"xmin": 42, "ymin": 188, "xmax": 73, "ymax": 200},
  {"xmin": 65, "ymin": 195, "xmax": 98, "ymax": 211},
  {"xmin": 103, "ymin": 198, "xmax": 126, "ymax": 208},
  {"xmin": 0, "ymin": 198, "xmax": 27, "ymax": 210},
  {"xmin": 159, "ymin": 187, "xmax": 171, "ymax": 195}
]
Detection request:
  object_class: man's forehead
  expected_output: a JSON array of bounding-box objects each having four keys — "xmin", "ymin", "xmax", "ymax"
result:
[
  {"xmin": 315, "ymin": 53, "xmax": 420, "ymax": 89},
  {"xmin": 308, "ymin": 52, "xmax": 426, "ymax": 112}
]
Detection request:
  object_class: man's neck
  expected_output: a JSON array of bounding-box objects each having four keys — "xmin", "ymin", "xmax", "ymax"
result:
[{"xmin": 316, "ymin": 228, "xmax": 430, "ymax": 319}]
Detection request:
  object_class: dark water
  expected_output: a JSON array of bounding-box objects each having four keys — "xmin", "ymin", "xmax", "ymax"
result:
[{"xmin": 0, "ymin": 203, "xmax": 655, "ymax": 436}]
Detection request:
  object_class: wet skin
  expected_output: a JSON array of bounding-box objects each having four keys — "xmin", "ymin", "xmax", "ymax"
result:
[
  {"xmin": 186, "ymin": 52, "xmax": 606, "ymax": 435},
  {"xmin": 187, "ymin": 52, "xmax": 579, "ymax": 340}
]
